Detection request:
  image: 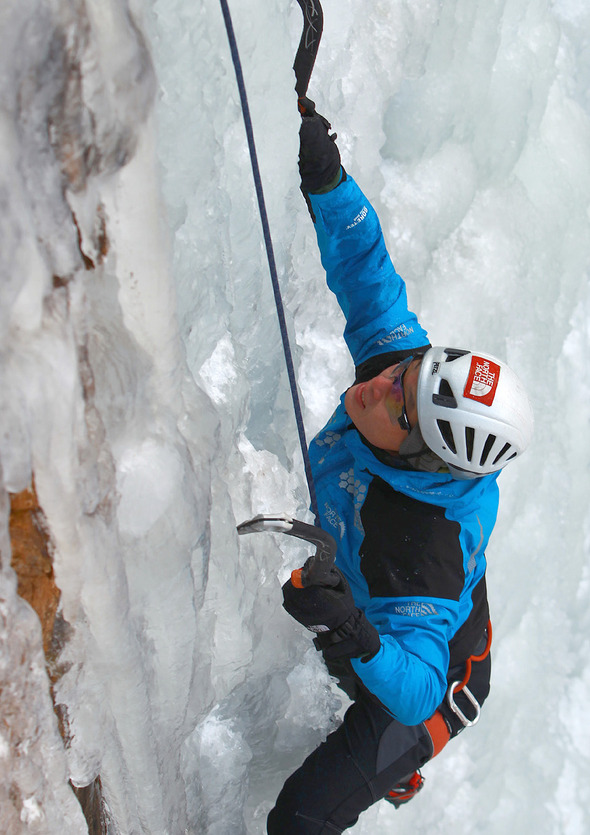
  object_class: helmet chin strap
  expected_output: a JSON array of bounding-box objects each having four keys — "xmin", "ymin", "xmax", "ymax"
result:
[
  {"xmin": 446, "ymin": 464, "xmax": 482, "ymax": 481},
  {"xmin": 399, "ymin": 424, "xmax": 484, "ymax": 479},
  {"xmin": 358, "ymin": 423, "xmax": 449, "ymax": 475},
  {"xmin": 397, "ymin": 424, "xmax": 449, "ymax": 474}
]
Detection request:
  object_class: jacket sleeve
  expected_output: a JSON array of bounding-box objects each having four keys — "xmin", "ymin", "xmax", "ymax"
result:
[
  {"xmin": 308, "ymin": 173, "xmax": 429, "ymax": 366},
  {"xmin": 350, "ymin": 600, "xmax": 455, "ymax": 725}
]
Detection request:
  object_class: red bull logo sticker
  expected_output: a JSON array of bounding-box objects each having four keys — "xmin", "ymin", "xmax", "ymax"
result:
[{"xmin": 464, "ymin": 356, "xmax": 500, "ymax": 406}]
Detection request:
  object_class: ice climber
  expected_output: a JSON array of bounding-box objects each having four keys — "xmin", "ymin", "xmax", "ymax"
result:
[{"xmin": 266, "ymin": 105, "xmax": 534, "ymax": 833}]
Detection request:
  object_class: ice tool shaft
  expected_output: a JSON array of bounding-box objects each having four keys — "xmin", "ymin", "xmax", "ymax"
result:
[{"xmin": 294, "ymin": 0, "xmax": 324, "ymax": 98}]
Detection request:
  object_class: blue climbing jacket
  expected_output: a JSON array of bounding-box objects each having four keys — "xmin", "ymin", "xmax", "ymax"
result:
[{"xmin": 307, "ymin": 173, "xmax": 499, "ymax": 726}]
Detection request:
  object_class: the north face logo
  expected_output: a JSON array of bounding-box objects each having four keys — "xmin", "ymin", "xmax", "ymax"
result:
[{"xmin": 464, "ymin": 356, "xmax": 500, "ymax": 406}]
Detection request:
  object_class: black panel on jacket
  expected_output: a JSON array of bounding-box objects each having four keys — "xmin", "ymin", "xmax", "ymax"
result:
[{"xmin": 359, "ymin": 476, "xmax": 464, "ymax": 601}]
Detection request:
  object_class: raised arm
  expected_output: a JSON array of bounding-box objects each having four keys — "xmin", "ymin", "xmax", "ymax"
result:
[{"xmin": 299, "ymin": 111, "xmax": 429, "ymax": 366}]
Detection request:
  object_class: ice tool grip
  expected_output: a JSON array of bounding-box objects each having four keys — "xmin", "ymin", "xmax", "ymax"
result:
[{"xmin": 237, "ymin": 513, "xmax": 339, "ymax": 588}]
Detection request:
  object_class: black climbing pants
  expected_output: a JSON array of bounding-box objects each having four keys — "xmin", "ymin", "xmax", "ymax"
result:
[{"xmin": 267, "ymin": 652, "xmax": 491, "ymax": 834}]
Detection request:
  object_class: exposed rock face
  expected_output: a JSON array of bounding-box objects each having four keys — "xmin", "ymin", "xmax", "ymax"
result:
[
  {"xmin": 9, "ymin": 485, "xmax": 60, "ymax": 658},
  {"xmin": 8, "ymin": 486, "xmax": 109, "ymax": 831},
  {"xmin": 1, "ymin": 0, "xmax": 158, "ymax": 831},
  {"xmin": 2, "ymin": 0, "xmax": 216, "ymax": 828}
]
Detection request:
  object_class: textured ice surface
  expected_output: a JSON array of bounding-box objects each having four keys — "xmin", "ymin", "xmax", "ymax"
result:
[{"xmin": 1, "ymin": 0, "xmax": 589, "ymax": 832}]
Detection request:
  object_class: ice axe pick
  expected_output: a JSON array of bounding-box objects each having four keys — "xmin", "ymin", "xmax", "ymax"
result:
[{"xmin": 237, "ymin": 513, "xmax": 339, "ymax": 588}]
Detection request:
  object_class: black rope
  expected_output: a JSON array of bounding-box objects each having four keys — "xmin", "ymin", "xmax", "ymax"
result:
[{"xmin": 218, "ymin": 0, "xmax": 320, "ymax": 524}]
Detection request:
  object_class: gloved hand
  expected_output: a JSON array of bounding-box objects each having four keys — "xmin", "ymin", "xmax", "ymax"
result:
[
  {"xmin": 282, "ymin": 568, "xmax": 381, "ymax": 661},
  {"xmin": 299, "ymin": 105, "xmax": 342, "ymax": 194}
]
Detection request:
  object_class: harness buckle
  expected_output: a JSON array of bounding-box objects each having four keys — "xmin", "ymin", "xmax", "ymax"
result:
[{"xmin": 446, "ymin": 681, "xmax": 481, "ymax": 727}]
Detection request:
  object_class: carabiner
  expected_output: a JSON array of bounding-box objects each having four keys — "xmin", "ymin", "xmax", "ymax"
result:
[{"xmin": 446, "ymin": 681, "xmax": 481, "ymax": 727}]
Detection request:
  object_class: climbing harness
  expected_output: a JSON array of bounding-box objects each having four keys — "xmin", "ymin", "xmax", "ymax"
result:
[
  {"xmin": 425, "ymin": 621, "xmax": 493, "ymax": 758},
  {"xmin": 219, "ymin": 0, "xmax": 323, "ymax": 525},
  {"xmin": 384, "ymin": 622, "xmax": 493, "ymax": 809},
  {"xmin": 446, "ymin": 619, "xmax": 492, "ymax": 728},
  {"xmin": 425, "ymin": 622, "xmax": 493, "ymax": 753},
  {"xmin": 427, "ymin": 621, "xmax": 492, "ymax": 752}
]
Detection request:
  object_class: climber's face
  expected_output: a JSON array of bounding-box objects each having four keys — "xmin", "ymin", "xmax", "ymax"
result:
[{"xmin": 344, "ymin": 356, "xmax": 422, "ymax": 452}]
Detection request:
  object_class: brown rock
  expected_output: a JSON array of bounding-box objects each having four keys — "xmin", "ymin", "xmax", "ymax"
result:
[{"xmin": 9, "ymin": 483, "xmax": 60, "ymax": 657}]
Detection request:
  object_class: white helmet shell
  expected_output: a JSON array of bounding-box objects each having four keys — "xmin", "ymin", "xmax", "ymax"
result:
[{"xmin": 416, "ymin": 347, "xmax": 534, "ymax": 478}]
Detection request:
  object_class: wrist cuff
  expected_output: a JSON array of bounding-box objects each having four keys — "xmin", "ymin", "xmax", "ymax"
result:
[
  {"xmin": 312, "ymin": 608, "xmax": 380, "ymax": 661},
  {"xmin": 310, "ymin": 166, "xmax": 344, "ymax": 195}
]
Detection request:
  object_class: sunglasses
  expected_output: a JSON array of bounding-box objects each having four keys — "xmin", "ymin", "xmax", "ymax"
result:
[{"xmin": 385, "ymin": 356, "xmax": 415, "ymax": 433}]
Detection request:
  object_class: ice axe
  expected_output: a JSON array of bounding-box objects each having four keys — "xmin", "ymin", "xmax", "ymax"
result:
[
  {"xmin": 294, "ymin": 0, "xmax": 323, "ymax": 103},
  {"xmin": 237, "ymin": 513, "xmax": 339, "ymax": 588}
]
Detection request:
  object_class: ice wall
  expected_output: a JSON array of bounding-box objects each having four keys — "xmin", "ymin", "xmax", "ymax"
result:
[
  {"xmin": 1, "ymin": 0, "xmax": 589, "ymax": 833},
  {"xmin": 150, "ymin": 0, "xmax": 590, "ymax": 832},
  {"xmin": 1, "ymin": 0, "xmax": 214, "ymax": 831}
]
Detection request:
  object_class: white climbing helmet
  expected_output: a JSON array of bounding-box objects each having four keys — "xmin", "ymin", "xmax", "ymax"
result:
[{"xmin": 416, "ymin": 347, "xmax": 534, "ymax": 478}]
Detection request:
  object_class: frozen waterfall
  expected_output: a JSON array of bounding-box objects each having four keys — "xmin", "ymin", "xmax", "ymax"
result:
[{"xmin": 1, "ymin": 0, "xmax": 589, "ymax": 833}]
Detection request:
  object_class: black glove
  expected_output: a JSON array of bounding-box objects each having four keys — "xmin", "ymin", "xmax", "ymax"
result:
[
  {"xmin": 298, "ymin": 107, "xmax": 342, "ymax": 194},
  {"xmin": 282, "ymin": 568, "xmax": 381, "ymax": 661}
]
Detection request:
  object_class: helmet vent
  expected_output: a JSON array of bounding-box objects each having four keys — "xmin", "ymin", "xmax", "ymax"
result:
[
  {"xmin": 480, "ymin": 434, "xmax": 497, "ymax": 466},
  {"xmin": 492, "ymin": 442, "xmax": 512, "ymax": 465},
  {"xmin": 465, "ymin": 426, "xmax": 475, "ymax": 462},
  {"xmin": 432, "ymin": 379, "xmax": 457, "ymax": 408},
  {"xmin": 436, "ymin": 419, "xmax": 456, "ymax": 454},
  {"xmin": 443, "ymin": 348, "xmax": 469, "ymax": 362}
]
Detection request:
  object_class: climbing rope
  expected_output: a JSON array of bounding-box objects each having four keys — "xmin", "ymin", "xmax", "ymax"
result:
[{"xmin": 218, "ymin": 0, "xmax": 320, "ymax": 523}]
